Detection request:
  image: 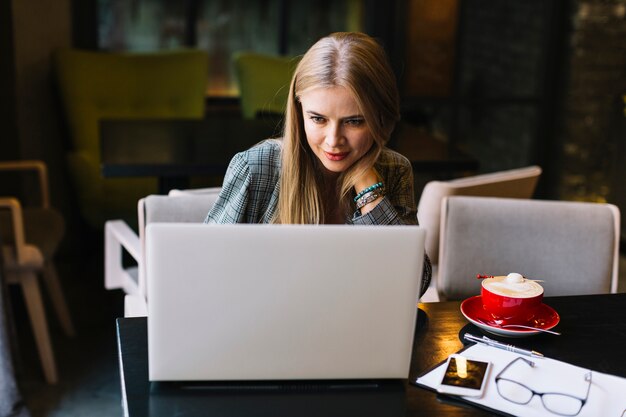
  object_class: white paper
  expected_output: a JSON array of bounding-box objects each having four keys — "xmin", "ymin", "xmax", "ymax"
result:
[{"xmin": 415, "ymin": 344, "xmax": 626, "ymax": 417}]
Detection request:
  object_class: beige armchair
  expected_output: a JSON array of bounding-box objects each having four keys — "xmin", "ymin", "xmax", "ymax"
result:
[
  {"xmin": 437, "ymin": 196, "xmax": 620, "ymax": 300},
  {"xmin": 418, "ymin": 166, "xmax": 542, "ymax": 265},
  {"xmin": 0, "ymin": 160, "xmax": 74, "ymax": 384},
  {"xmin": 416, "ymin": 166, "xmax": 542, "ymax": 302},
  {"xmin": 105, "ymin": 188, "xmax": 221, "ymax": 317}
]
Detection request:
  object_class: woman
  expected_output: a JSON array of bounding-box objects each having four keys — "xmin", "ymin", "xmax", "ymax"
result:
[{"xmin": 205, "ymin": 32, "xmax": 431, "ymax": 294}]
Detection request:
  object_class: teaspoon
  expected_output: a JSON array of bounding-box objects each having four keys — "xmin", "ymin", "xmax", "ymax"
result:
[
  {"xmin": 474, "ymin": 318, "xmax": 561, "ymax": 335},
  {"xmin": 498, "ymin": 324, "xmax": 561, "ymax": 335}
]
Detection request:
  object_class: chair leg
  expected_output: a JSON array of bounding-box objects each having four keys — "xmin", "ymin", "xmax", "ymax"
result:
[
  {"xmin": 42, "ymin": 262, "xmax": 75, "ymax": 337},
  {"xmin": 20, "ymin": 271, "xmax": 58, "ymax": 384}
]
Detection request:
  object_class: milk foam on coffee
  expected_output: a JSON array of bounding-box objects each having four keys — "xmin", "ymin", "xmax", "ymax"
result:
[{"xmin": 482, "ymin": 273, "xmax": 543, "ymax": 298}]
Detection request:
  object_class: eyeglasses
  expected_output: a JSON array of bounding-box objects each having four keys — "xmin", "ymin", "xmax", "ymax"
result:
[{"xmin": 495, "ymin": 357, "xmax": 592, "ymax": 416}]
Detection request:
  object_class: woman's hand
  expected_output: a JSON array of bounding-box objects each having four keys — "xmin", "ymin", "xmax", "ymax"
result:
[{"xmin": 354, "ymin": 167, "xmax": 383, "ymax": 215}]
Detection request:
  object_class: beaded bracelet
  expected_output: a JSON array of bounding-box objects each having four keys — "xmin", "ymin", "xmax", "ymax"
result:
[{"xmin": 353, "ymin": 182, "xmax": 384, "ymax": 202}]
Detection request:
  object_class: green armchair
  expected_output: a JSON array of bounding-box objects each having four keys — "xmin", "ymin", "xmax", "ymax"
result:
[
  {"xmin": 54, "ymin": 49, "xmax": 209, "ymax": 230},
  {"xmin": 233, "ymin": 52, "xmax": 298, "ymax": 119}
]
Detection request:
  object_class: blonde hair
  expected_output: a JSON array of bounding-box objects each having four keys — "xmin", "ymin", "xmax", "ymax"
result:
[{"xmin": 275, "ymin": 32, "xmax": 400, "ymax": 224}]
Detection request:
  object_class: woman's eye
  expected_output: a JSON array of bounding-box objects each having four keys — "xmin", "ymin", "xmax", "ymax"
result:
[
  {"xmin": 310, "ymin": 116, "xmax": 325, "ymax": 124},
  {"xmin": 345, "ymin": 118, "xmax": 364, "ymax": 126}
]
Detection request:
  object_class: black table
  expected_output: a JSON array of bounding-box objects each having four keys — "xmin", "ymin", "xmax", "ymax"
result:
[
  {"xmin": 100, "ymin": 117, "xmax": 280, "ymax": 193},
  {"xmin": 100, "ymin": 118, "xmax": 479, "ymax": 194},
  {"xmin": 116, "ymin": 293, "xmax": 626, "ymax": 416}
]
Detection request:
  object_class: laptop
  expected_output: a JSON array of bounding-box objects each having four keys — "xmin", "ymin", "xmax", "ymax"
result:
[{"xmin": 146, "ymin": 223, "xmax": 425, "ymax": 382}]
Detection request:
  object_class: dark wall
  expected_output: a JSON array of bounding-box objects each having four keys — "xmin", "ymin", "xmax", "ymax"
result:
[
  {"xmin": 560, "ymin": 0, "xmax": 626, "ymax": 241},
  {"xmin": 71, "ymin": 0, "xmax": 98, "ymax": 49},
  {"xmin": 0, "ymin": 1, "xmax": 19, "ymax": 161},
  {"xmin": 0, "ymin": 1, "xmax": 24, "ymax": 200},
  {"xmin": 3, "ymin": 1, "xmax": 82, "ymax": 252},
  {"xmin": 449, "ymin": 0, "xmax": 625, "ymax": 207},
  {"xmin": 559, "ymin": 0, "xmax": 626, "ymax": 202},
  {"xmin": 452, "ymin": 0, "xmax": 569, "ymax": 199}
]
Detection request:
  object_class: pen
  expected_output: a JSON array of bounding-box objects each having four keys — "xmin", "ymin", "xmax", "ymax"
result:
[{"xmin": 464, "ymin": 333, "xmax": 544, "ymax": 358}]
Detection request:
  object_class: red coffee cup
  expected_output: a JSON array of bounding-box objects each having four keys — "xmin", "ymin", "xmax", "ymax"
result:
[{"xmin": 481, "ymin": 273, "xmax": 543, "ymax": 324}]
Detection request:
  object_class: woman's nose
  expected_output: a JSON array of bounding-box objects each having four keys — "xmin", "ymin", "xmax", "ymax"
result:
[{"xmin": 325, "ymin": 123, "xmax": 344, "ymax": 147}]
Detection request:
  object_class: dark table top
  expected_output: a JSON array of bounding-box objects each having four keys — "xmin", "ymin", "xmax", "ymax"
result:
[
  {"xmin": 116, "ymin": 293, "xmax": 626, "ymax": 416},
  {"xmin": 100, "ymin": 117, "xmax": 280, "ymax": 178},
  {"xmin": 100, "ymin": 118, "xmax": 479, "ymax": 180}
]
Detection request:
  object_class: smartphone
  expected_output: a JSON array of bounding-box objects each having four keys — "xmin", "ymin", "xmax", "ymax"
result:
[{"xmin": 437, "ymin": 354, "xmax": 492, "ymax": 397}]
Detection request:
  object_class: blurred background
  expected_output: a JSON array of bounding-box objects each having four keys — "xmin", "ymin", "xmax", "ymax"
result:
[
  {"xmin": 0, "ymin": 0, "xmax": 624, "ymax": 415},
  {"xmin": 2, "ymin": 0, "xmax": 625, "ymax": 246}
]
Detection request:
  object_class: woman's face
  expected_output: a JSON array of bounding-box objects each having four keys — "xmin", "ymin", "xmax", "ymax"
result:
[{"xmin": 299, "ymin": 86, "xmax": 373, "ymax": 177}]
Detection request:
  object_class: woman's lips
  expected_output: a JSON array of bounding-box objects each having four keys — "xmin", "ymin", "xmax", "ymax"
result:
[{"xmin": 324, "ymin": 151, "xmax": 349, "ymax": 161}]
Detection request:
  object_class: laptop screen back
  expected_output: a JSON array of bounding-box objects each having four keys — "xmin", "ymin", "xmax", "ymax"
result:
[{"xmin": 146, "ymin": 223, "xmax": 425, "ymax": 381}]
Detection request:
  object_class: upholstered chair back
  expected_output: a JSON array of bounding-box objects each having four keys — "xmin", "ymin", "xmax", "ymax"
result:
[{"xmin": 437, "ymin": 196, "xmax": 620, "ymax": 300}]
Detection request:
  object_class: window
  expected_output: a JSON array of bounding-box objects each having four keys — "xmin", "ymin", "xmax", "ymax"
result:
[{"xmin": 97, "ymin": 0, "xmax": 362, "ymax": 96}]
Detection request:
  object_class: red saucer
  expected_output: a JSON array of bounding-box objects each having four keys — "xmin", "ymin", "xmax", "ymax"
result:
[{"xmin": 460, "ymin": 295, "xmax": 560, "ymax": 337}]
